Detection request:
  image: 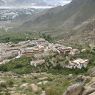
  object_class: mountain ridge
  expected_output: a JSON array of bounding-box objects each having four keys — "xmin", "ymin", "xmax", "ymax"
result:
[{"xmin": 15, "ymin": 0, "xmax": 95, "ymax": 45}]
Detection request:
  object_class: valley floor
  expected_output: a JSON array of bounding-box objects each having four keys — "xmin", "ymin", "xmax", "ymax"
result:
[
  {"xmin": 0, "ymin": 38, "xmax": 95, "ymax": 95},
  {"xmin": 0, "ymin": 72, "xmax": 71, "ymax": 95}
]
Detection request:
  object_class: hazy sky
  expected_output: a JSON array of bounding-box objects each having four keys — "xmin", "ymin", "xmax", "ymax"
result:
[
  {"xmin": 0, "ymin": 0, "xmax": 71, "ymax": 8},
  {"xmin": 2, "ymin": 0, "xmax": 71, "ymax": 5}
]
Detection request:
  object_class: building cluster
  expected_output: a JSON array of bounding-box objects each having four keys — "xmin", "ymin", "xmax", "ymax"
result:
[{"xmin": 0, "ymin": 38, "xmax": 89, "ymax": 69}]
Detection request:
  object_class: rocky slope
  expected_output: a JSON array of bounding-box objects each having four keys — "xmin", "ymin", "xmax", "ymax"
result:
[{"xmin": 17, "ymin": 0, "xmax": 95, "ymax": 45}]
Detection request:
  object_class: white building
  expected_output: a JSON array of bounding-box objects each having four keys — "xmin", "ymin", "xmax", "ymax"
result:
[{"xmin": 65, "ymin": 58, "xmax": 89, "ymax": 69}]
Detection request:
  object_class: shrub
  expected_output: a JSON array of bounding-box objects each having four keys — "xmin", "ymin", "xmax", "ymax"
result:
[
  {"xmin": 0, "ymin": 82, "xmax": 7, "ymax": 89},
  {"xmin": 0, "ymin": 56, "xmax": 32, "ymax": 74},
  {"xmin": 7, "ymin": 80, "xmax": 14, "ymax": 87},
  {"xmin": 45, "ymin": 87, "xmax": 61, "ymax": 95}
]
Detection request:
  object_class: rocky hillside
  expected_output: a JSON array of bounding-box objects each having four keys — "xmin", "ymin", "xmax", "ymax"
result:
[
  {"xmin": 1, "ymin": 39, "xmax": 95, "ymax": 95},
  {"xmin": 17, "ymin": 0, "xmax": 95, "ymax": 45}
]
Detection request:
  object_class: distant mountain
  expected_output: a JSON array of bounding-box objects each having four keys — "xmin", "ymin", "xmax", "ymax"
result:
[
  {"xmin": 13, "ymin": 0, "xmax": 47, "ymax": 6},
  {"xmin": 17, "ymin": 0, "xmax": 95, "ymax": 45},
  {"xmin": 0, "ymin": 8, "xmax": 43, "ymax": 21},
  {"xmin": 45, "ymin": 0, "xmax": 71, "ymax": 6}
]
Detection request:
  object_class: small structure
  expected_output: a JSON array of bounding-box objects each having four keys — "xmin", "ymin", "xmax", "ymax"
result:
[
  {"xmin": 30, "ymin": 59, "xmax": 45, "ymax": 67},
  {"xmin": 65, "ymin": 58, "xmax": 89, "ymax": 69},
  {"xmin": 57, "ymin": 47, "xmax": 72, "ymax": 54},
  {"xmin": 69, "ymin": 49, "xmax": 80, "ymax": 56},
  {"xmin": 36, "ymin": 38, "xmax": 49, "ymax": 46}
]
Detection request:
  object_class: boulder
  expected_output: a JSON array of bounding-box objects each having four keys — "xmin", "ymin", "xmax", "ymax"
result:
[
  {"xmin": 82, "ymin": 88, "xmax": 95, "ymax": 95},
  {"xmin": 63, "ymin": 83, "xmax": 84, "ymax": 95},
  {"xmin": 81, "ymin": 49, "xmax": 87, "ymax": 52},
  {"xmin": 20, "ymin": 83, "xmax": 29, "ymax": 89},
  {"xmin": 37, "ymin": 81, "xmax": 48, "ymax": 85},
  {"xmin": 88, "ymin": 67, "xmax": 95, "ymax": 77},
  {"xmin": 91, "ymin": 82, "xmax": 95, "ymax": 88},
  {"xmin": 38, "ymin": 77, "xmax": 48, "ymax": 81},
  {"xmin": 41, "ymin": 91, "xmax": 46, "ymax": 95},
  {"xmin": 89, "ymin": 92, "xmax": 95, "ymax": 95},
  {"xmin": 12, "ymin": 93, "xmax": 26, "ymax": 95},
  {"xmin": 30, "ymin": 83, "xmax": 39, "ymax": 93},
  {"xmin": 76, "ymin": 75, "xmax": 91, "ymax": 83},
  {"xmin": 67, "ymin": 74, "xmax": 73, "ymax": 79}
]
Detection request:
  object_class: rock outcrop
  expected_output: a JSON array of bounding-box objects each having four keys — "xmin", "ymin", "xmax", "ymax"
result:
[
  {"xmin": 82, "ymin": 88, "xmax": 95, "ymax": 95},
  {"xmin": 63, "ymin": 83, "xmax": 84, "ymax": 95},
  {"xmin": 30, "ymin": 83, "xmax": 39, "ymax": 93}
]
